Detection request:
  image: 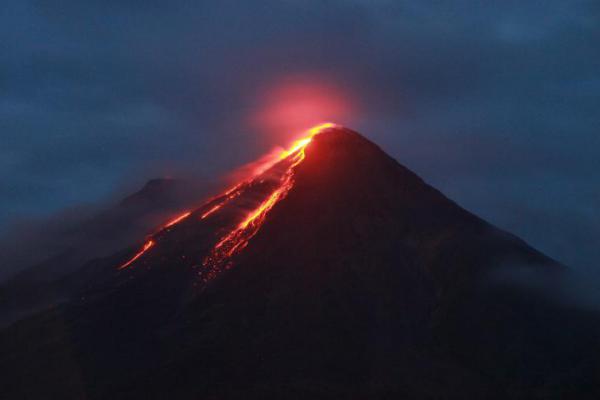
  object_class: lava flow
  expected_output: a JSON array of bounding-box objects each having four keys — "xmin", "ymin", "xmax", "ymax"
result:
[
  {"xmin": 118, "ymin": 210, "xmax": 191, "ymax": 269},
  {"xmin": 118, "ymin": 240, "xmax": 155, "ymax": 270},
  {"xmin": 118, "ymin": 123, "xmax": 336, "ymax": 273},
  {"xmin": 200, "ymin": 123, "xmax": 336, "ymax": 280},
  {"xmin": 200, "ymin": 183, "xmax": 245, "ymax": 220},
  {"xmin": 164, "ymin": 211, "xmax": 192, "ymax": 227}
]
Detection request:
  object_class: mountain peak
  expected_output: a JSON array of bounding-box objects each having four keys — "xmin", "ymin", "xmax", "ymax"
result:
[
  {"xmin": 2, "ymin": 124, "xmax": 586, "ymax": 400},
  {"xmin": 117, "ymin": 124, "xmax": 555, "ymax": 287}
]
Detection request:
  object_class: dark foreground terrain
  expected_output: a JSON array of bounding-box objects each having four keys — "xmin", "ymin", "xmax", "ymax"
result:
[{"xmin": 1, "ymin": 127, "xmax": 598, "ymax": 399}]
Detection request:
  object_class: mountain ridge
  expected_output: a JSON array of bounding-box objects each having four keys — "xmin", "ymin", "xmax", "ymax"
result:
[{"xmin": 0, "ymin": 125, "xmax": 597, "ymax": 400}]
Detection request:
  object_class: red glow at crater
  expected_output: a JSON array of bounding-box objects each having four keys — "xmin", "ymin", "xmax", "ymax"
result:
[{"xmin": 252, "ymin": 77, "xmax": 354, "ymax": 138}]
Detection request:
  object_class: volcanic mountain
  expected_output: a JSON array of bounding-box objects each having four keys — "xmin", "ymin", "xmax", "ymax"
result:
[{"xmin": 1, "ymin": 125, "xmax": 599, "ymax": 399}]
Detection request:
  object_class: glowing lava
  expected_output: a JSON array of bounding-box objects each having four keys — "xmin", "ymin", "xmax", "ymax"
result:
[
  {"xmin": 200, "ymin": 183, "xmax": 245, "ymax": 220},
  {"xmin": 200, "ymin": 123, "xmax": 336, "ymax": 280},
  {"xmin": 118, "ymin": 210, "xmax": 191, "ymax": 269},
  {"xmin": 164, "ymin": 211, "xmax": 192, "ymax": 228},
  {"xmin": 118, "ymin": 123, "xmax": 337, "ymax": 274},
  {"xmin": 118, "ymin": 240, "xmax": 155, "ymax": 270},
  {"xmin": 277, "ymin": 123, "xmax": 334, "ymax": 160}
]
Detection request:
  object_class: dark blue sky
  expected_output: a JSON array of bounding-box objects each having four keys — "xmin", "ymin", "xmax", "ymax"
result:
[{"xmin": 2, "ymin": 1, "xmax": 599, "ymax": 273}]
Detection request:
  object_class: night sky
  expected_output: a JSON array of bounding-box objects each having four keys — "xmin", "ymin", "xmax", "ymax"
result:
[{"xmin": 2, "ymin": 1, "xmax": 599, "ymax": 275}]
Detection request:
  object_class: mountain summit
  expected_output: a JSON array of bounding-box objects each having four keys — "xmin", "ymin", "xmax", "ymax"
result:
[{"xmin": 1, "ymin": 125, "xmax": 599, "ymax": 399}]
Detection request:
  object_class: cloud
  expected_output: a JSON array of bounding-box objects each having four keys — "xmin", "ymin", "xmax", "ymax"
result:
[{"xmin": 487, "ymin": 262, "xmax": 600, "ymax": 312}]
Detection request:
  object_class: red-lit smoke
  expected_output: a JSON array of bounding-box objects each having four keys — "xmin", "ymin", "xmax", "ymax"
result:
[{"xmin": 251, "ymin": 76, "xmax": 354, "ymax": 139}]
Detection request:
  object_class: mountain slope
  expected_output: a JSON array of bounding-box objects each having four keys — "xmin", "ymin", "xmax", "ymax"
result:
[
  {"xmin": 0, "ymin": 126, "xmax": 598, "ymax": 399},
  {"xmin": 0, "ymin": 178, "xmax": 207, "ymax": 326}
]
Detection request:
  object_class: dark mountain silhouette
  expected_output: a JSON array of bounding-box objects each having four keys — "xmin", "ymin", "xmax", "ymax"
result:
[
  {"xmin": 0, "ymin": 178, "xmax": 206, "ymax": 326},
  {"xmin": 0, "ymin": 126, "xmax": 598, "ymax": 399}
]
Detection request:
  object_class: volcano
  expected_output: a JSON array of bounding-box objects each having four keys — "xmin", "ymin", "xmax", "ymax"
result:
[{"xmin": 1, "ymin": 125, "xmax": 599, "ymax": 399}]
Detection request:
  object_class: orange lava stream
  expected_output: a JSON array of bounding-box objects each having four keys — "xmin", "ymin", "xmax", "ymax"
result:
[
  {"xmin": 164, "ymin": 211, "xmax": 192, "ymax": 228},
  {"xmin": 119, "ymin": 210, "xmax": 191, "ymax": 270},
  {"xmin": 216, "ymin": 152, "xmax": 303, "ymax": 254},
  {"xmin": 200, "ymin": 183, "xmax": 244, "ymax": 220},
  {"xmin": 117, "ymin": 122, "xmax": 336, "ymax": 273},
  {"xmin": 118, "ymin": 240, "xmax": 155, "ymax": 270},
  {"xmin": 201, "ymin": 123, "xmax": 335, "ymax": 280}
]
